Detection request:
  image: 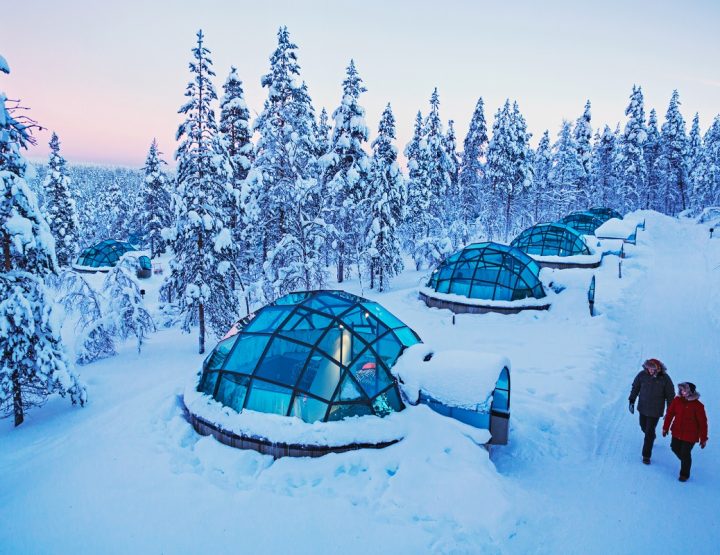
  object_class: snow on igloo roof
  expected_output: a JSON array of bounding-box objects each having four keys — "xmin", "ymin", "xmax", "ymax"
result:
[
  {"xmin": 74, "ymin": 239, "xmax": 137, "ymax": 270},
  {"xmin": 426, "ymin": 242, "xmax": 546, "ymax": 302},
  {"xmin": 511, "ymin": 222, "xmax": 592, "ymax": 257},
  {"xmin": 394, "ymin": 344, "xmax": 510, "ymax": 411},
  {"xmin": 196, "ymin": 290, "xmax": 421, "ymax": 424}
]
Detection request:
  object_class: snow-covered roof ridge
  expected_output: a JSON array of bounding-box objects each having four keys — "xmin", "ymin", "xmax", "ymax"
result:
[{"xmin": 394, "ymin": 344, "xmax": 510, "ymax": 410}]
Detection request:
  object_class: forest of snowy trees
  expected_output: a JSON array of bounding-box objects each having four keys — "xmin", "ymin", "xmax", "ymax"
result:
[{"xmin": 2, "ymin": 23, "xmax": 720, "ymax": 422}]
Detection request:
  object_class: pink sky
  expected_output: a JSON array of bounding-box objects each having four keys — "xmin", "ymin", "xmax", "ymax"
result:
[{"xmin": 3, "ymin": 0, "xmax": 719, "ymax": 168}]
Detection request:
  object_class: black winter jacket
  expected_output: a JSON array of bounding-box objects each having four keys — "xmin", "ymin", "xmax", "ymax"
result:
[{"xmin": 629, "ymin": 369, "xmax": 674, "ymax": 418}]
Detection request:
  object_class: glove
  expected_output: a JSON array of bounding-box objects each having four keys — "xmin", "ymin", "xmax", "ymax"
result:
[
  {"xmin": 662, "ymin": 430, "xmax": 668, "ymax": 437},
  {"xmin": 628, "ymin": 402, "xmax": 635, "ymax": 414},
  {"xmin": 700, "ymin": 440, "xmax": 707, "ymax": 449}
]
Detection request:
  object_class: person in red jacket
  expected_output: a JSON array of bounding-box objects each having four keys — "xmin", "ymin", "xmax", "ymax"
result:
[{"xmin": 662, "ymin": 382, "xmax": 708, "ymax": 482}]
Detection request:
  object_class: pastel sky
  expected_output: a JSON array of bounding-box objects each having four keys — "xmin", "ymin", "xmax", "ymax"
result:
[{"xmin": 3, "ymin": 0, "xmax": 719, "ymax": 167}]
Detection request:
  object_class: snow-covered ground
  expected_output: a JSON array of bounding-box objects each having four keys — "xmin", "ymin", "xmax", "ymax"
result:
[{"xmin": 1, "ymin": 211, "xmax": 718, "ymax": 554}]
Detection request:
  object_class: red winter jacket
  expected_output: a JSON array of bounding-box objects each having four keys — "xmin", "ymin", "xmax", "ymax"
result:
[{"xmin": 663, "ymin": 396, "xmax": 708, "ymax": 443}]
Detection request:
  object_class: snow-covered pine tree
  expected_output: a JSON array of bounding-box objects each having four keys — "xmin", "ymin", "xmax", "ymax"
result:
[
  {"xmin": 219, "ymin": 67, "xmax": 254, "ymax": 184},
  {"xmin": 162, "ymin": 30, "xmax": 239, "ymax": 354},
  {"xmin": 617, "ymin": 85, "xmax": 647, "ymax": 212},
  {"xmin": 324, "ymin": 59, "xmax": 370, "ymax": 282},
  {"xmin": 58, "ymin": 269, "xmax": 115, "ymax": 364},
  {"xmin": 573, "ymin": 100, "xmax": 592, "ymax": 206},
  {"xmin": 692, "ymin": 116, "xmax": 720, "ymax": 209},
  {"xmin": 643, "ymin": 109, "xmax": 662, "ymax": 210},
  {"xmin": 686, "ymin": 113, "xmax": 703, "ymax": 209},
  {"xmin": 591, "ymin": 126, "xmax": 620, "ymax": 210},
  {"xmin": 142, "ymin": 139, "xmax": 172, "ymax": 258},
  {"xmin": 445, "ymin": 118, "xmax": 466, "ymax": 248},
  {"xmin": 657, "ymin": 90, "xmax": 688, "ymax": 214},
  {"xmin": 366, "ymin": 103, "xmax": 404, "ymax": 291},
  {"xmin": 532, "ymin": 130, "xmax": 552, "ymax": 222},
  {"xmin": 458, "ymin": 97, "xmax": 488, "ymax": 239},
  {"xmin": 43, "ymin": 132, "xmax": 79, "ymax": 266},
  {"xmin": 485, "ymin": 100, "xmax": 533, "ymax": 240},
  {"xmin": 1, "ymin": 57, "xmax": 86, "ymax": 426},
  {"xmin": 314, "ymin": 107, "xmax": 332, "ymax": 161},
  {"xmin": 245, "ymin": 27, "xmax": 323, "ymax": 299},
  {"xmin": 103, "ymin": 258, "xmax": 156, "ymax": 353},
  {"xmin": 549, "ymin": 120, "xmax": 586, "ymax": 215}
]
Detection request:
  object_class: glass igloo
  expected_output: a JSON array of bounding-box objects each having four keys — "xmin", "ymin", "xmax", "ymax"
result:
[
  {"xmin": 196, "ymin": 290, "xmax": 420, "ymax": 424},
  {"xmin": 587, "ymin": 207, "xmax": 623, "ymax": 222},
  {"xmin": 74, "ymin": 239, "xmax": 138, "ymax": 272},
  {"xmin": 421, "ymin": 242, "xmax": 547, "ymax": 314},
  {"xmin": 511, "ymin": 223, "xmax": 591, "ymax": 257},
  {"xmin": 557, "ymin": 211, "xmax": 606, "ymax": 235}
]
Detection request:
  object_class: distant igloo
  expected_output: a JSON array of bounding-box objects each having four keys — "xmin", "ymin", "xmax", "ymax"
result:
[
  {"xmin": 419, "ymin": 242, "xmax": 549, "ymax": 314},
  {"xmin": 73, "ymin": 239, "xmax": 138, "ymax": 272},
  {"xmin": 511, "ymin": 223, "xmax": 600, "ymax": 269},
  {"xmin": 557, "ymin": 211, "xmax": 606, "ymax": 235}
]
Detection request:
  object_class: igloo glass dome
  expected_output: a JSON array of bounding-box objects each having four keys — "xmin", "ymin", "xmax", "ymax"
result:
[
  {"xmin": 557, "ymin": 211, "xmax": 606, "ymax": 235},
  {"xmin": 511, "ymin": 223, "xmax": 591, "ymax": 257},
  {"xmin": 74, "ymin": 239, "xmax": 137, "ymax": 271},
  {"xmin": 424, "ymin": 242, "xmax": 546, "ymax": 305},
  {"xmin": 196, "ymin": 290, "xmax": 420, "ymax": 424}
]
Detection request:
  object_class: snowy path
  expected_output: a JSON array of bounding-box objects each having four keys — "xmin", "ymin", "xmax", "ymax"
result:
[{"xmin": 499, "ymin": 214, "xmax": 720, "ymax": 553}]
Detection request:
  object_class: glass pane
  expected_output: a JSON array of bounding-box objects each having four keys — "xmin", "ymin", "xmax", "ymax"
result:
[
  {"xmin": 297, "ymin": 354, "xmax": 342, "ymax": 400},
  {"xmin": 274, "ymin": 292, "xmax": 309, "ymax": 305},
  {"xmin": 361, "ymin": 302, "xmax": 405, "ymax": 329},
  {"xmin": 335, "ymin": 373, "xmax": 364, "ymax": 401},
  {"xmin": 493, "ymin": 388, "xmax": 509, "ymax": 413},
  {"xmin": 304, "ymin": 293, "xmax": 353, "ymax": 315},
  {"xmin": 197, "ymin": 371, "xmax": 219, "ymax": 395},
  {"xmin": 372, "ymin": 387, "xmax": 403, "ymax": 416},
  {"xmin": 450, "ymin": 279, "xmax": 471, "ymax": 297},
  {"xmin": 289, "ymin": 395, "xmax": 329, "ymax": 423},
  {"xmin": 215, "ymin": 373, "xmax": 250, "ymax": 412},
  {"xmin": 393, "ymin": 327, "xmax": 419, "ymax": 348},
  {"xmin": 243, "ymin": 306, "xmax": 294, "ymax": 333},
  {"xmin": 254, "ymin": 337, "xmax": 310, "ymax": 386},
  {"xmin": 223, "ymin": 334, "xmax": 271, "ymax": 375},
  {"xmin": 350, "ymin": 355, "xmax": 391, "ymax": 398},
  {"xmin": 316, "ymin": 327, "xmax": 350, "ymax": 365},
  {"xmin": 205, "ymin": 336, "xmax": 236, "ymax": 371},
  {"xmin": 327, "ymin": 403, "xmax": 373, "ymax": 421},
  {"xmin": 244, "ymin": 379, "xmax": 293, "ymax": 415}
]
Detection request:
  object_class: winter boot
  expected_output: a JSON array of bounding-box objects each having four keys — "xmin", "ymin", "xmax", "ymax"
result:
[
  {"xmin": 642, "ymin": 457, "xmax": 651, "ymax": 465},
  {"xmin": 679, "ymin": 475, "xmax": 689, "ymax": 482}
]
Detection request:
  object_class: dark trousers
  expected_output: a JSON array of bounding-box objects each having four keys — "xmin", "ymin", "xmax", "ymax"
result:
[
  {"xmin": 639, "ymin": 414, "xmax": 660, "ymax": 459},
  {"xmin": 671, "ymin": 437, "xmax": 695, "ymax": 478}
]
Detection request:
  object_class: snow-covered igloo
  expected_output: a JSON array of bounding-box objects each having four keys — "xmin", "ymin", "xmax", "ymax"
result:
[
  {"xmin": 557, "ymin": 211, "xmax": 606, "ymax": 235},
  {"xmin": 73, "ymin": 239, "xmax": 138, "ymax": 272},
  {"xmin": 185, "ymin": 290, "xmax": 421, "ymax": 457},
  {"xmin": 511, "ymin": 222, "xmax": 601, "ymax": 269},
  {"xmin": 419, "ymin": 242, "xmax": 549, "ymax": 314}
]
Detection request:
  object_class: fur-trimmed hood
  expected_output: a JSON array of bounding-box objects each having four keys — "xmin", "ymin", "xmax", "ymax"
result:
[{"xmin": 678, "ymin": 382, "xmax": 700, "ymax": 401}]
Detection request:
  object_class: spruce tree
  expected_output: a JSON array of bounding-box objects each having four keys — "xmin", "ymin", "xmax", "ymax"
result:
[
  {"xmin": 1, "ymin": 57, "xmax": 86, "ymax": 426},
  {"xmin": 43, "ymin": 133, "xmax": 79, "ymax": 267},
  {"xmin": 162, "ymin": 30, "xmax": 239, "ymax": 354},
  {"xmin": 485, "ymin": 101, "xmax": 533, "ymax": 240},
  {"xmin": 324, "ymin": 60, "xmax": 370, "ymax": 282},
  {"xmin": 549, "ymin": 120, "xmax": 586, "ymax": 214},
  {"xmin": 644, "ymin": 109, "xmax": 662, "ymax": 210},
  {"xmin": 247, "ymin": 27, "xmax": 322, "ymax": 299},
  {"xmin": 459, "ymin": 97, "xmax": 488, "ymax": 237},
  {"xmin": 618, "ymin": 85, "xmax": 647, "ymax": 212},
  {"xmin": 658, "ymin": 90, "xmax": 688, "ymax": 214},
  {"xmin": 573, "ymin": 100, "xmax": 592, "ymax": 203},
  {"xmin": 692, "ymin": 116, "xmax": 720, "ymax": 209},
  {"xmin": 367, "ymin": 103, "xmax": 404, "ymax": 291},
  {"xmin": 686, "ymin": 112, "xmax": 702, "ymax": 206},
  {"xmin": 142, "ymin": 139, "xmax": 171, "ymax": 258},
  {"xmin": 532, "ymin": 130, "xmax": 552, "ymax": 222}
]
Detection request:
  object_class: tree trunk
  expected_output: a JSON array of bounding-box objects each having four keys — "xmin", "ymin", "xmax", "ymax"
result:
[
  {"xmin": 2, "ymin": 232, "xmax": 11, "ymax": 272},
  {"xmin": 12, "ymin": 370, "xmax": 23, "ymax": 427},
  {"xmin": 504, "ymin": 194, "xmax": 512, "ymax": 242},
  {"xmin": 198, "ymin": 302, "xmax": 206, "ymax": 355},
  {"xmin": 337, "ymin": 243, "xmax": 344, "ymax": 283}
]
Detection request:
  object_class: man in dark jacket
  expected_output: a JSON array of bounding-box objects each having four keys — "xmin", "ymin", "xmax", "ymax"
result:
[{"xmin": 628, "ymin": 358, "xmax": 675, "ymax": 464}]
